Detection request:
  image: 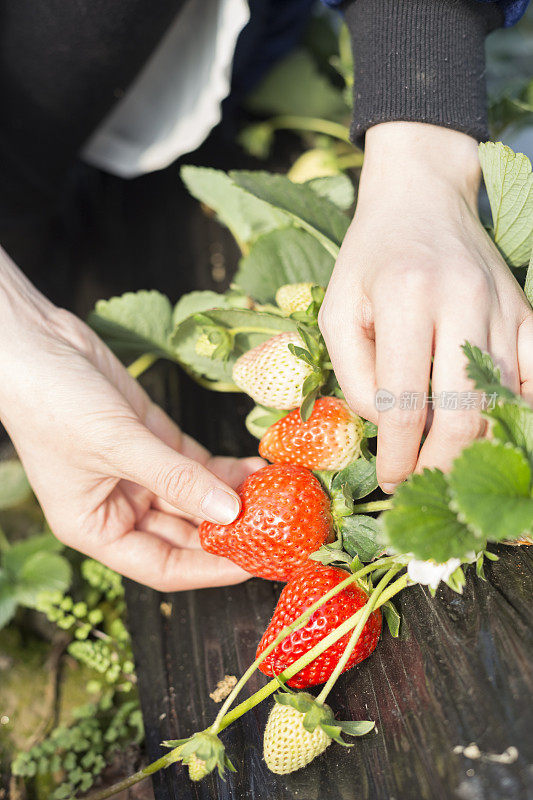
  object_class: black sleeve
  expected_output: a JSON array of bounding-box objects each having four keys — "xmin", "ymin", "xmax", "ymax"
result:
[
  {"xmin": 0, "ymin": 0, "xmax": 185, "ymax": 216},
  {"xmin": 343, "ymin": 0, "xmax": 503, "ymax": 147}
]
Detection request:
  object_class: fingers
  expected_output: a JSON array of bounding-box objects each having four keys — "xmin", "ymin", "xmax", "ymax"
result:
[
  {"xmin": 87, "ymin": 528, "xmax": 250, "ymax": 592},
  {"xmin": 207, "ymin": 456, "xmax": 266, "ymax": 488},
  {"xmin": 417, "ymin": 317, "xmax": 488, "ymax": 472},
  {"xmin": 107, "ymin": 421, "xmax": 241, "ymax": 525},
  {"xmin": 136, "ymin": 509, "xmax": 202, "ymax": 549},
  {"xmin": 373, "ymin": 282, "xmax": 434, "ymax": 492},
  {"xmin": 518, "ymin": 313, "xmax": 533, "ymax": 405},
  {"xmin": 319, "ymin": 293, "xmax": 378, "ymax": 424}
]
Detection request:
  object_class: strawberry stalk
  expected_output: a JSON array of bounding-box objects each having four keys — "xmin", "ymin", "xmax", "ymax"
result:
[
  {"xmin": 209, "ymin": 556, "xmax": 398, "ymax": 734},
  {"xmin": 127, "ymin": 352, "xmax": 159, "ymax": 379},
  {"xmin": 315, "ymin": 565, "xmax": 401, "ymax": 703},
  {"xmin": 351, "ymin": 499, "xmax": 394, "ymax": 513},
  {"xmin": 83, "ymin": 570, "xmax": 409, "ymax": 800}
]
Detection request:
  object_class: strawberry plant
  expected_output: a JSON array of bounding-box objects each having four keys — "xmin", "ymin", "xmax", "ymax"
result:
[{"xmin": 79, "ymin": 137, "xmax": 532, "ymax": 797}]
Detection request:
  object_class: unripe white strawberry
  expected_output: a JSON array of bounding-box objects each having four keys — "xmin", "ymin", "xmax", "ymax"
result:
[
  {"xmin": 275, "ymin": 283, "xmax": 316, "ymax": 314},
  {"xmin": 263, "ymin": 702, "xmax": 331, "ymax": 775},
  {"xmin": 232, "ymin": 332, "xmax": 313, "ymax": 410}
]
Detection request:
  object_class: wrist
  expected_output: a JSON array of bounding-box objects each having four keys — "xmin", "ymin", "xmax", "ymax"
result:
[{"xmin": 360, "ymin": 122, "xmax": 481, "ymax": 207}]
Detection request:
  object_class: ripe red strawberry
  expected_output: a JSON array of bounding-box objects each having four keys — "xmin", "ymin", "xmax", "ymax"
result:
[
  {"xmin": 259, "ymin": 397, "xmax": 364, "ymax": 471},
  {"xmin": 199, "ymin": 464, "xmax": 334, "ymax": 582},
  {"xmin": 257, "ymin": 563, "xmax": 381, "ymax": 688},
  {"xmin": 232, "ymin": 332, "xmax": 313, "ymax": 410}
]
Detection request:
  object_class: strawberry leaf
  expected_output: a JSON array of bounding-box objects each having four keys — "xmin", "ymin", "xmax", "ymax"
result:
[
  {"xmin": 234, "ymin": 228, "xmax": 334, "ymax": 304},
  {"xmin": 306, "ymin": 175, "xmax": 355, "ymax": 211},
  {"xmin": 245, "ymin": 406, "xmax": 289, "ymax": 439},
  {"xmin": 15, "ymin": 552, "xmax": 72, "ymax": 607},
  {"xmin": 339, "ymin": 515, "xmax": 384, "ymax": 563},
  {"xmin": 89, "ymin": 290, "xmax": 174, "ymax": 361},
  {"xmin": 230, "ymin": 171, "xmax": 350, "ymax": 257},
  {"xmin": 0, "ymin": 573, "xmax": 17, "ymax": 630},
  {"xmin": 335, "ymin": 720, "xmax": 375, "ymax": 737},
  {"xmin": 181, "ymin": 166, "xmax": 288, "ymax": 247},
  {"xmin": 478, "ymin": 142, "xmax": 533, "ymax": 268},
  {"xmin": 173, "ymin": 290, "xmax": 249, "ymax": 327},
  {"xmin": 462, "ymin": 343, "xmax": 517, "ymax": 403},
  {"xmin": 383, "ymin": 469, "xmax": 479, "ymax": 562},
  {"xmin": 487, "ymin": 403, "xmax": 533, "ymax": 468},
  {"xmin": 448, "ymin": 440, "xmax": 533, "ymax": 542},
  {"xmin": 332, "ymin": 457, "xmax": 378, "ymax": 501},
  {"xmin": 382, "ymin": 601, "xmax": 401, "ymax": 637}
]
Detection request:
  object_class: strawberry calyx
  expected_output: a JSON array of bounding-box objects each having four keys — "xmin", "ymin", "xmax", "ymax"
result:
[
  {"xmin": 287, "ymin": 324, "xmax": 330, "ymax": 421},
  {"xmin": 273, "ymin": 690, "xmax": 374, "ymax": 747},
  {"xmin": 161, "ymin": 731, "xmax": 235, "ymax": 781}
]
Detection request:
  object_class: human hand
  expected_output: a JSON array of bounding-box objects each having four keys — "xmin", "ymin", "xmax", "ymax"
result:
[
  {"xmin": 0, "ymin": 249, "xmax": 263, "ymax": 590},
  {"xmin": 319, "ymin": 122, "xmax": 533, "ymax": 492}
]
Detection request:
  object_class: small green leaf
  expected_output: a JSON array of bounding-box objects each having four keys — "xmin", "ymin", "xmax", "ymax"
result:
[
  {"xmin": 306, "ymin": 175, "xmax": 355, "ymax": 210},
  {"xmin": 448, "ymin": 440, "xmax": 533, "ymax": 542},
  {"xmin": 339, "ymin": 515, "xmax": 384, "ymax": 563},
  {"xmin": 89, "ymin": 291, "xmax": 173, "ymax": 361},
  {"xmin": 16, "ymin": 552, "xmax": 72, "ymax": 607},
  {"xmin": 487, "ymin": 403, "xmax": 533, "ymax": 467},
  {"xmin": 382, "ymin": 601, "xmax": 401, "ymax": 637},
  {"xmin": 3, "ymin": 533, "xmax": 63, "ymax": 577},
  {"xmin": 362, "ymin": 421, "xmax": 378, "ymax": 439},
  {"xmin": 300, "ymin": 388, "xmax": 319, "ymax": 422},
  {"xmin": 383, "ymin": 469, "xmax": 479, "ymax": 562},
  {"xmin": 332, "ymin": 458, "xmax": 378, "ymax": 501},
  {"xmin": 234, "ymin": 227, "xmax": 335, "ymax": 304},
  {"xmin": 173, "ymin": 290, "xmax": 249, "ymax": 327},
  {"xmin": 245, "ymin": 405, "xmax": 288, "ymax": 439},
  {"xmin": 479, "ymin": 141, "xmax": 533, "ymax": 268},
  {"xmin": 310, "ymin": 544, "xmax": 352, "ymax": 566},
  {"xmin": 462, "ymin": 343, "xmax": 517, "ymax": 403},
  {"xmin": 336, "ymin": 720, "xmax": 375, "ymax": 737},
  {"xmin": 231, "ymin": 171, "xmax": 349, "ymax": 257},
  {"xmin": 0, "ymin": 461, "xmax": 32, "ymax": 510}
]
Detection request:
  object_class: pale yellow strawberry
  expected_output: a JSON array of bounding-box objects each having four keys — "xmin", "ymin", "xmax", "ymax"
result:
[
  {"xmin": 232, "ymin": 332, "xmax": 313, "ymax": 410},
  {"xmin": 263, "ymin": 702, "xmax": 331, "ymax": 775},
  {"xmin": 275, "ymin": 283, "xmax": 316, "ymax": 314}
]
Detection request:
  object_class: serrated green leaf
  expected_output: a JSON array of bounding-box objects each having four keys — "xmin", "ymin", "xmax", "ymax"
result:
[
  {"xmin": 89, "ymin": 291, "xmax": 173, "ymax": 361},
  {"xmin": 234, "ymin": 227, "xmax": 335, "ymax": 303},
  {"xmin": 246, "ymin": 49, "xmax": 349, "ymax": 122},
  {"xmin": 16, "ymin": 552, "xmax": 72, "ymax": 607},
  {"xmin": 449, "ymin": 440, "xmax": 533, "ymax": 542},
  {"xmin": 339, "ymin": 515, "xmax": 384, "ymax": 563},
  {"xmin": 0, "ymin": 572, "xmax": 17, "ymax": 629},
  {"xmin": 382, "ymin": 601, "xmax": 401, "ymax": 637},
  {"xmin": 310, "ymin": 544, "xmax": 352, "ymax": 566},
  {"xmin": 170, "ymin": 308, "xmax": 296, "ymax": 384},
  {"xmin": 362, "ymin": 421, "xmax": 378, "ymax": 439},
  {"xmin": 306, "ymin": 175, "xmax": 355, "ymax": 210},
  {"xmin": 462, "ymin": 343, "xmax": 517, "ymax": 403},
  {"xmin": 181, "ymin": 166, "xmax": 287, "ymax": 247},
  {"xmin": 487, "ymin": 403, "xmax": 533, "ymax": 467},
  {"xmin": 231, "ymin": 171, "xmax": 349, "ymax": 257},
  {"xmin": 479, "ymin": 141, "xmax": 533, "ymax": 267},
  {"xmin": 0, "ymin": 460, "xmax": 32, "ymax": 510},
  {"xmin": 383, "ymin": 469, "xmax": 479, "ymax": 562},
  {"xmin": 3, "ymin": 533, "xmax": 63, "ymax": 577},
  {"xmin": 332, "ymin": 458, "xmax": 378, "ymax": 501}
]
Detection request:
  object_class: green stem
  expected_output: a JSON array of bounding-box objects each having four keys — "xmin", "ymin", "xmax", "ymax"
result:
[
  {"xmin": 316, "ymin": 567, "xmax": 399, "ymax": 704},
  {"xmin": 127, "ymin": 352, "xmax": 159, "ymax": 379},
  {"xmin": 210, "ymin": 556, "xmax": 396, "ymax": 733},
  {"xmin": 82, "ymin": 570, "xmax": 409, "ymax": 800},
  {"xmin": 268, "ymin": 116, "xmax": 351, "ymax": 143},
  {"xmin": 352, "ymin": 499, "xmax": 394, "ymax": 514},
  {"xmin": 228, "ymin": 325, "xmax": 290, "ymax": 337},
  {"xmin": 335, "ymin": 152, "xmax": 364, "ymax": 170}
]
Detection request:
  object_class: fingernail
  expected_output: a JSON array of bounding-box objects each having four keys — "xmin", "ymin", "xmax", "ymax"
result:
[
  {"xmin": 381, "ymin": 483, "xmax": 398, "ymax": 495},
  {"xmin": 201, "ymin": 488, "xmax": 240, "ymax": 524}
]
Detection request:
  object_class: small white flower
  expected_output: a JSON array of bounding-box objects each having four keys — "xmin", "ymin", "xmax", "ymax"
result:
[{"xmin": 407, "ymin": 558, "xmax": 461, "ymax": 590}]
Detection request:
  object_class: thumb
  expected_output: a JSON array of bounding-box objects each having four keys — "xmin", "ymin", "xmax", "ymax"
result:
[{"xmin": 110, "ymin": 422, "xmax": 241, "ymax": 524}]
